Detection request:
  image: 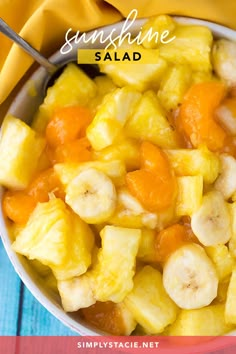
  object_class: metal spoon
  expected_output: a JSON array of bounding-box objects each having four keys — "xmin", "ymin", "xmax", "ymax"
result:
[
  {"xmin": 0, "ymin": 18, "xmax": 69, "ymax": 122},
  {"xmin": 0, "ymin": 18, "xmax": 98, "ymax": 123},
  {"xmin": 0, "ymin": 17, "xmax": 58, "ymax": 74}
]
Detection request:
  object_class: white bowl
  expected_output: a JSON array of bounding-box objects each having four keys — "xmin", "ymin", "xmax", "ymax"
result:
[{"xmin": 1, "ymin": 16, "xmax": 236, "ymax": 338}]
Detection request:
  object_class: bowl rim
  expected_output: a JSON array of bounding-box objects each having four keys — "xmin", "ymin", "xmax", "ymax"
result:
[{"xmin": 1, "ymin": 15, "xmax": 236, "ymax": 339}]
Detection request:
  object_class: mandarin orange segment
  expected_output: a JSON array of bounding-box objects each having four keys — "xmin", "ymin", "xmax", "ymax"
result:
[
  {"xmin": 2, "ymin": 191, "xmax": 36, "ymax": 224},
  {"xmin": 81, "ymin": 301, "xmax": 125, "ymax": 335},
  {"xmin": 154, "ymin": 224, "xmax": 187, "ymax": 262},
  {"xmin": 46, "ymin": 106, "xmax": 93, "ymax": 147},
  {"xmin": 126, "ymin": 169, "xmax": 175, "ymax": 212},
  {"xmin": 126, "ymin": 141, "xmax": 176, "ymax": 212},
  {"xmin": 48, "ymin": 137, "xmax": 92, "ymax": 164},
  {"xmin": 28, "ymin": 168, "xmax": 65, "ymax": 202},
  {"xmin": 140, "ymin": 141, "xmax": 171, "ymax": 176},
  {"xmin": 178, "ymin": 82, "xmax": 226, "ymax": 151}
]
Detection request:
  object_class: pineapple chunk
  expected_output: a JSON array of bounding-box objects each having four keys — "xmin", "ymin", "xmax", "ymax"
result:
[
  {"xmin": 216, "ymin": 280, "xmax": 230, "ymax": 303},
  {"xmin": 168, "ymin": 304, "xmax": 233, "ymax": 335},
  {"xmin": 86, "ymin": 87, "xmax": 141, "ymax": 150},
  {"xmin": 58, "ymin": 273, "xmax": 96, "ymax": 312},
  {"xmin": 12, "ymin": 198, "xmax": 94, "ymax": 280},
  {"xmin": 99, "ymin": 43, "xmax": 167, "ymax": 92},
  {"xmin": 108, "ymin": 187, "xmax": 158, "ymax": 229},
  {"xmin": 159, "ymin": 25, "xmax": 213, "ymax": 72},
  {"xmin": 165, "ymin": 145, "xmax": 220, "ymax": 184},
  {"xmin": 225, "ymin": 269, "xmax": 236, "ymax": 324},
  {"xmin": 191, "ymin": 70, "xmax": 214, "ymax": 84},
  {"xmin": 141, "ymin": 15, "xmax": 176, "ymax": 49},
  {"xmin": 137, "ymin": 229, "xmax": 157, "ymax": 263},
  {"xmin": 87, "ymin": 75, "xmax": 117, "ymax": 114},
  {"xmin": 175, "ymin": 176, "xmax": 203, "ymax": 217},
  {"xmin": 0, "ymin": 115, "xmax": 45, "ymax": 189},
  {"xmin": 158, "ymin": 64, "xmax": 192, "ymax": 111},
  {"xmin": 81, "ymin": 301, "xmax": 137, "ymax": 335},
  {"xmin": 124, "ymin": 265, "xmax": 178, "ymax": 334},
  {"xmin": 229, "ymin": 202, "xmax": 236, "ymax": 258},
  {"xmin": 94, "ymin": 75, "xmax": 117, "ymax": 96},
  {"xmin": 156, "ymin": 204, "xmax": 179, "ymax": 231},
  {"xmin": 125, "ymin": 91, "xmax": 179, "ymax": 148},
  {"xmin": 32, "ymin": 63, "xmax": 97, "ymax": 133},
  {"xmin": 94, "ymin": 138, "xmax": 140, "ymax": 171},
  {"xmin": 92, "ymin": 225, "xmax": 141, "ymax": 302},
  {"xmin": 54, "ymin": 159, "xmax": 126, "ymax": 187},
  {"xmin": 205, "ymin": 245, "xmax": 234, "ymax": 281}
]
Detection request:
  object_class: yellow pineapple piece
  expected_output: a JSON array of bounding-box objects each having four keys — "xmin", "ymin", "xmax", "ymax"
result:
[
  {"xmin": 216, "ymin": 280, "xmax": 230, "ymax": 303},
  {"xmin": 86, "ymin": 87, "xmax": 141, "ymax": 150},
  {"xmin": 111, "ymin": 200, "xmax": 177, "ymax": 232},
  {"xmin": 109, "ymin": 213, "xmax": 157, "ymax": 230},
  {"xmin": 125, "ymin": 91, "xmax": 179, "ymax": 148},
  {"xmin": 99, "ymin": 43, "xmax": 167, "ymax": 92},
  {"xmin": 228, "ymin": 202, "xmax": 236, "ymax": 259},
  {"xmin": 0, "ymin": 115, "xmax": 45, "ymax": 189},
  {"xmin": 88, "ymin": 75, "xmax": 117, "ymax": 114},
  {"xmin": 137, "ymin": 229, "xmax": 157, "ymax": 263},
  {"xmin": 12, "ymin": 198, "xmax": 94, "ymax": 280},
  {"xmin": 58, "ymin": 273, "xmax": 96, "ymax": 312},
  {"xmin": 159, "ymin": 25, "xmax": 213, "ymax": 72},
  {"xmin": 158, "ymin": 64, "xmax": 192, "ymax": 111},
  {"xmin": 32, "ymin": 63, "xmax": 97, "ymax": 133},
  {"xmin": 124, "ymin": 265, "xmax": 178, "ymax": 334},
  {"xmin": 54, "ymin": 159, "xmax": 126, "ymax": 187},
  {"xmin": 175, "ymin": 176, "xmax": 203, "ymax": 217},
  {"xmin": 225, "ymin": 269, "xmax": 236, "ymax": 324},
  {"xmin": 165, "ymin": 145, "xmax": 220, "ymax": 184},
  {"xmin": 168, "ymin": 304, "xmax": 233, "ymax": 335},
  {"xmin": 156, "ymin": 203, "xmax": 180, "ymax": 230},
  {"xmin": 92, "ymin": 225, "xmax": 141, "ymax": 302},
  {"xmin": 94, "ymin": 75, "xmax": 117, "ymax": 96},
  {"xmin": 94, "ymin": 138, "xmax": 140, "ymax": 171},
  {"xmin": 141, "ymin": 15, "xmax": 176, "ymax": 49},
  {"xmin": 108, "ymin": 187, "xmax": 158, "ymax": 230},
  {"xmin": 205, "ymin": 245, "xmax": 234, "ymax": 281},
  {"xmin": 191, "ymin": 70, "xmax": 214, "ymax": 84}
]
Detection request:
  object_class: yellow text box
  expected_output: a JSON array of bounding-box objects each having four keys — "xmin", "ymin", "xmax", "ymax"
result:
[{"xmin": 77, "ymin": 49, "xmax": 159, "ymax": 64}]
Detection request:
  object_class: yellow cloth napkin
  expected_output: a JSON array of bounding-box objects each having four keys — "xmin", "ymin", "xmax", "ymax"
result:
[{"xmin": 0, "ymin": 0, "xmax": 236, "ymax": 107}]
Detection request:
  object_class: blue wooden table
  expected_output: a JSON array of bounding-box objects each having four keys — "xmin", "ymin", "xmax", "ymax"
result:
[{"xmin": 0, "ymin": 237, "xmax": 76, "ymax": 336}]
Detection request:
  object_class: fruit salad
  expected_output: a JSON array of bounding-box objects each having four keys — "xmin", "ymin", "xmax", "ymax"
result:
[{"xmin": 1, "ymin": 15, "xmax": 236, "ymax": 336}]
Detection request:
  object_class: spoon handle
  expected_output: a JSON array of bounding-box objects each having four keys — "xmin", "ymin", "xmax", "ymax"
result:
[{"xmin": 0, "ymin": 18, "xmax": 58, "ymax": 73}]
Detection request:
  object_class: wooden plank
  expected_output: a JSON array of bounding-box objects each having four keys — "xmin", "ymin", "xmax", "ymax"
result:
[
  {"xmin": 0, "ymin": 238, "xmax": 21, "ymax": 335},
  {"xmin": 20, "ymin": 285, "xmax": 77, "ymax": 335}
]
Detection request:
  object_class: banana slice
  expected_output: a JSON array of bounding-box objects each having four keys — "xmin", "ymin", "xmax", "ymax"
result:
[
  {"xmin": 163, "ymin": 243, "xmax": 218, "ymax": 309},
  {"xmin": 65, "ymin": 168, "xmax": 116, "ymax": 223},
  {"xmin": 214, "ymin": 154, "xmax": 236, "ymax": 200},
  {"xmin": 191, "ymin": 190, "xmax": 231, "ymax": 246}
]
